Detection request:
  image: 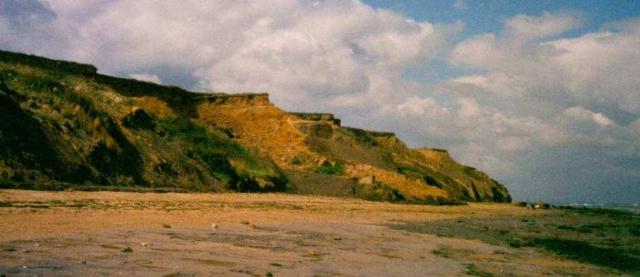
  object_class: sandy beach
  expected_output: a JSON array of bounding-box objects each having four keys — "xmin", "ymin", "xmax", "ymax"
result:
[{"xmin": 1, "ymin": 189, "xmax": 632, "ymax": 276}]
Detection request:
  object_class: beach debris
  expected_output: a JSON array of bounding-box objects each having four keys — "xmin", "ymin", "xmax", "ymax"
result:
[{"xmin": 515, "ymin": 201, "xmax": 552, "ymax": 210}]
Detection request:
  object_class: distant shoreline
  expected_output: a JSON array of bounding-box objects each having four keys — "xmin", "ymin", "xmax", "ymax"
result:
[{"xmin": 560, "ymin": 203, "xmax": 640, "ymax": 214}]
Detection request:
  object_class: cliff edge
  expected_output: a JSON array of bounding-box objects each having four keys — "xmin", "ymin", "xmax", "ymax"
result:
[{"xmin": 0, "ymin": 50, "xmax": 510, "ymax": 203}]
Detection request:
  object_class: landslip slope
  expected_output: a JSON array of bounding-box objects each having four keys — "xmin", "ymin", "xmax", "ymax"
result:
[{"xmin": 0, "ymin": 50, "xmax": 510, "ymax": 203}]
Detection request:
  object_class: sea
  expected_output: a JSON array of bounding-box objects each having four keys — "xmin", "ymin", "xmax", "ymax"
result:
[{"xmin": 560, "ymin": 203, "xmax": 640, "ymax": 214}]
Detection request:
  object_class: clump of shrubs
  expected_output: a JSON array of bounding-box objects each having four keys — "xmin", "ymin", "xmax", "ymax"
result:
[{"xmin": 315, "ymin": 164, "xmax": 345, "ymax": 175}]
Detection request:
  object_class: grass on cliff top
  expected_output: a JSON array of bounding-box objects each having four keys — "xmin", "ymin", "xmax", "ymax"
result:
[{"xmin": 387, "ymin": 207, "xmax": 640, "ymax": 274}]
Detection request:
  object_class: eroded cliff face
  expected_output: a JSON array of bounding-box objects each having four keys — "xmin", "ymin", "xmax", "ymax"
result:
[
  {"xmin": 417, "ymin": 148, "xmax": 511, "ymax": 203},
  {"xmin": 0, "ymin": 50, "xmax": 511, "ymax": 203},
  {"xmin": 190, "ymin": 93, "xmax": 510, "ymax": 203}
]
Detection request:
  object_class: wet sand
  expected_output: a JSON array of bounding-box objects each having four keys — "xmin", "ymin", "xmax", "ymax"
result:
[{"xmin": 0, "ymin": 190, "xmax": 619, "ymax": 276}]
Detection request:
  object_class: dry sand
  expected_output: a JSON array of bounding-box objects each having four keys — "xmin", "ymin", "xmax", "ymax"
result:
[{"xmin": 0, "ymin": 190, "xmax": 616, "ymax": 276}]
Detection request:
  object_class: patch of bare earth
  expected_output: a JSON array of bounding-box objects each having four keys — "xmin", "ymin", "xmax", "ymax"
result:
[{"xmin": 0, "ymin": 190, "xmax": 614, "ymax": 276}]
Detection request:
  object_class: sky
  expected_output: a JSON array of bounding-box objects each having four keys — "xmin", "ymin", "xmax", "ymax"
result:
[{"xmin": 1, "ymin": 0, "xmax": 639, "ymax": 204}]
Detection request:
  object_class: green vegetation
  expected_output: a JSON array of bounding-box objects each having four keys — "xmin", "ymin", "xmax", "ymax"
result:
[
  {"xmin": 0, "ymin": 49, "xmax": 285, "ymax": 193},
  {"xmin": 156, "ymin": 117, "xmax": 286, "ymax": 192},
  {"xmin": 0, "ymin": 50, "xmax": 96, "ymax": 75},
  {"xmin": 465, "ymin": 264, "xmax": 494, "ymax": 277},
  {"xmin": 0, "ymin": 64, "xmax": 144, "ymax": 186},
  {"xmin": 315, "ymin": 164, "xmax": 345, "ymax": 175},
  {"xmin": 387, "ymin": 208, "xmax": 640, "ymax": 274},
  {"xmin": 432, "ymin": 247, "xmax": 451, "ymax": 258},
  {"xmin": 532, "ymin": 238, "xmax": 640, "ymax": 272},
  {"xmin": 290, "ymin": 156, "xmax": 303, "ymax": 165},
  {"xmin": 357, "ymin": 183, "xmax": 404, "ymax": 202}
]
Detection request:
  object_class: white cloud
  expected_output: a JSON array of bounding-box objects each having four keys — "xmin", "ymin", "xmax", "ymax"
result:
[
  {"xmin": 449, "ymin": 15, "xmax": 640, "ymax": 119},
  {"xmin": 394, "ymin": 94, "xmax": 567, "ymax": 174},
  {"xmin": 129, "ymin": 73, "xmax": 162, "ymax": 84},
  {"xmin": 548, "ymin": 27, "xmax": 640, "ymax": 113},
  {"xmin": 21, "ymin": 0, "xmax": 451, "ymax": 114},
  {"xmin": 505, "ymin": 11, "xmax": 584, "ymax": 40},
  {"xmin": 439, "ymin": 12, "xmax": 640, "ymax": 198},
  {"xmin": 563, "ymin": 106, "xmax": 613, "ymax": 127}
]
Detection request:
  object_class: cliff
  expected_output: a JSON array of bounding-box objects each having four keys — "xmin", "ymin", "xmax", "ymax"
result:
[
  {"xmin": 0, "ymin": 50, "xmax": 510, "ymax": 203},
  {"xmin": 417, "ymin": 148, "xmax": 511, "ymax": 202},
  {"xmin": 290, "ymin": 112, "xmax": 342, "ymax": 126}
]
